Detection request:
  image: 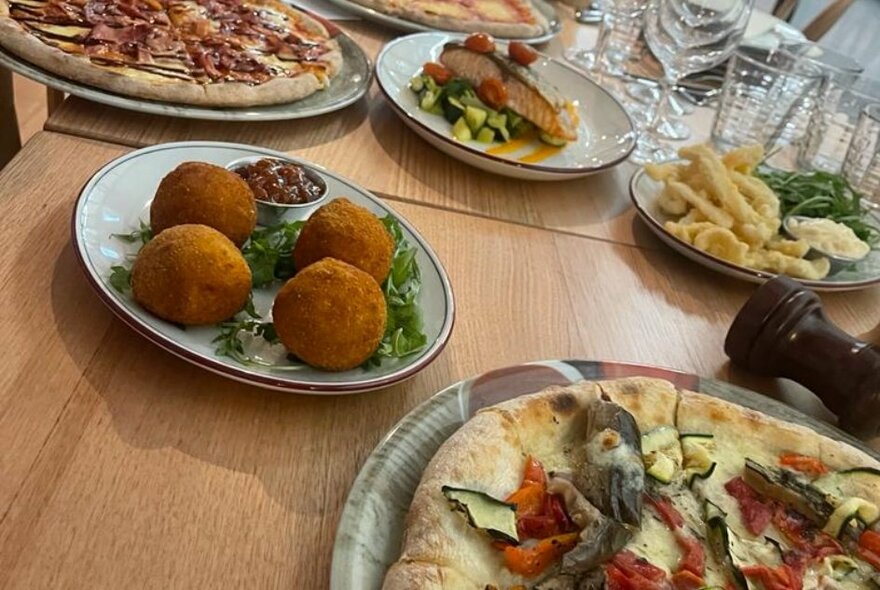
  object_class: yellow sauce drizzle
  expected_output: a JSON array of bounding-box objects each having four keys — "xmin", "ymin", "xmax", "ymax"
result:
[
  {"xmin": 485, "ymin": 136, "xmax": 533, "ymax": 156},
  {"xmin": 518, "ymin": 144, "xmax": 563, "ymax": 164}
]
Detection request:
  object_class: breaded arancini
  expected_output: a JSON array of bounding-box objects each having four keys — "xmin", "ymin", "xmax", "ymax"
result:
[
  {"xmin": 131, "ymin": 224, "xmax": 252, "ymax": 326},
  {"xmin": 151, "ymin": 162, "xmax": 257, "ymax": 246},
  {"xmin": 293, "ymin": 198, "xmax": 394, "ymax": 284},
  {"xmin": 272, "ymin": 258, "xmax": 387, "ymax": 371}
]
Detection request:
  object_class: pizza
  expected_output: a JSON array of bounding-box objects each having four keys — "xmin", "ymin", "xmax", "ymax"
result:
[
  {"xmin": 384, "ymin": 377, "xmax": 880, "ymax": 589},
  {"xmin": 0, "ymin": 0, "xmax": 343, "ymax": 106},
  {"xmin": 348, "ymin": 0, "xmax": 549, "ymax": 39}
]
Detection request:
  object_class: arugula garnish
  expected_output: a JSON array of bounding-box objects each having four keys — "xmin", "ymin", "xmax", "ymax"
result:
[
  {"xmin": 754, "ymin": 168, "xmax": 880, "ymax": 245},
  {"xmin": 112, "ymin": 220, "xmax": 153, "ymax": 246},
  {"xmin": 109, "ymin": 265, "xmax": 132, "ymax": 293},
  {"xmin": 241, "ymin": 220, "xmax": 305, "ymax": 287}
]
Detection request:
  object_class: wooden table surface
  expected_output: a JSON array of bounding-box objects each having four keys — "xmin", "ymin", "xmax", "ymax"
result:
[{"xmin": 0, "ymin": 131, "xmax": 879, "ymax": 588}]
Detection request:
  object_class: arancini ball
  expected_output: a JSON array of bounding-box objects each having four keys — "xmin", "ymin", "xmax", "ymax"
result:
[
  {"xmin": 131, "ymin": 224, "xmax": 252, "ymax": 326},
  {"xmin": 272, "ymin": 258, "xmax": 387, "ymax": 371},
  {"xmin": 293, "ymin": 198, "xmax": 394, "ymax": 284},
  {"xmin": 151, "ymin": 162, "xmax": 257, "ymax": 246}
]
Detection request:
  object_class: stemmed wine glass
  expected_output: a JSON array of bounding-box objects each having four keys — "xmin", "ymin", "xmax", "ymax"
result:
[
  {"xmin": 632, "ymin": 0, "xmax": 755, "ymax": 163},
  {"xmin": 565, "ymin": 0, "xmax": 648, "ymax": 78}
]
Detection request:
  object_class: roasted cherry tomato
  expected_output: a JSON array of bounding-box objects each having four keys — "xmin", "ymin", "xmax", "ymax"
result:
[
  {"xmin": 508, "ymin": 41, "xmax": 538, "ymax": 66},
  {"xmin": 477, "ymin": 78, "xmax": 508, "ymax": 109},
  {"xmin": 422, "ymin": 62, "xmax": 452, "ymax": 85},
  {"xmin": 464, "ymin": 32, "xmax": 496, "ymax": 53}
]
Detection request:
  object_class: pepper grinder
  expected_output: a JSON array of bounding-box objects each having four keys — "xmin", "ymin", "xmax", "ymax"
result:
[{"xmin": 725, "ymin": 276, "xmax": 880, "ymax": 439}]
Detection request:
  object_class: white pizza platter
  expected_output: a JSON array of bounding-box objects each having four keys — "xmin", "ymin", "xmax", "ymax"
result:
[
  {"xmin": 322, "ymin": 0, "xmax": 562, "ymax": 44},
  {"xmin": 629, "ymin": 166, "xmax": 880, "ymax": 292},
  {"xmin": 0, "ymin": 25, "xmax": 371, "ymax": 121},
  {"xmin": 375, "ymin": 32, "xmax": 637, "ymax": 181},
  {"xmin": 330, "ymin": 359, "xmax": 878, "ymax": 589},
  {"xmin": 71, "ymin": 141, "xmax": 455, "ymax": 393}
]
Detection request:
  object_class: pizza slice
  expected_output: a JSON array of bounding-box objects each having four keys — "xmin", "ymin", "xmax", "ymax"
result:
[{"xmin": 348, "ymin": 0, "xmax": 550, "ymax": 39}]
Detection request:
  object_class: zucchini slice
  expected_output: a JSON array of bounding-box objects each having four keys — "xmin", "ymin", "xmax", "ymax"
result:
[
  {"xmin": 814, "ymin": 468, "xmax": 880, "ymax": 504},
  {"xmin": 539, "ymin": 132, "xmax": 568, "ymax": 147},
  {"xmin": 705, "ymin": 501, "xmax": 749, "ymax": 590},
  {"xmin": 441, "ymin": 486, "xmax": 519, "ymax": 545},
  {"xmin": 822, "ymin": 497, "xmax": 880, "ymax": 539},
  {"xmin": 642, "ymin": 426, "xmax": 682, "ymax": 484},
  {"xmin": 682, "ymin": 433, "xmax": 715, "ymax": 488}
]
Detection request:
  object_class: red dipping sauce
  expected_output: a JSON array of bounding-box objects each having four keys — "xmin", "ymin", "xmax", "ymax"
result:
[{"xmin": 233, "ymin": 158, "xmax": 324, "ymax": 205}]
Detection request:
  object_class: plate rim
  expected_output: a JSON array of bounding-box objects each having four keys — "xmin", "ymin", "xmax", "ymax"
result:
[
  {"xmin": 375, "ymin": 32, "xmax": 637, "ymax": 176},
  {"xmin": 0, "ymin": 31, "xmax": 372, "ymax": 122},
  {"xmin": 321, "ymin": 0, "xmax": 562, "ymax": 44},
  {"xmin": 70, "ymin": 140, "xmax": 456, "ymax": 394},
  {"xmin": 628, "ymin": 167, "xmax": 880, "ymax": 291},
  {"xmin": 330, "ymin": 358, "xmax": 878, "ymax": 588}
]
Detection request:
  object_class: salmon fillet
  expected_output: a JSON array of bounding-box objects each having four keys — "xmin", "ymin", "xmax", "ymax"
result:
[{"xmin": 439, "ymin": 43, "xmax": 577, "ymax": 142}]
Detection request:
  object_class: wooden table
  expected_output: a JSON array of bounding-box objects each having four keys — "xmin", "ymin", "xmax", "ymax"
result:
[{"xmin": 2, "ymin": 7, "xmax": 879, "ymax": 589}]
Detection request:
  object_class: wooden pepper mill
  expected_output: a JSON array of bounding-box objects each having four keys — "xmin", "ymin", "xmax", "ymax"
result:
[{"xmin": 725, "ymin": 276, "xmax": 880, "ymax": 439}]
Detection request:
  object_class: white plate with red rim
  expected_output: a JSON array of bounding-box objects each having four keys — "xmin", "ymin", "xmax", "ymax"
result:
[
  {"xmin": 375, "ymin": 32, "xmax": 637, "ymax": 181},
  {"xmin": 629, "ymin": 166, "xmax": 880, "ymax": 292},
  {"xmin": 71, "ymin": 141, "xmax": 455, "ymax": 393}
]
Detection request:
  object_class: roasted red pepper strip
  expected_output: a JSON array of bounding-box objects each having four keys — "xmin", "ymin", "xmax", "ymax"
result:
[
  {"xmin": 859, "ymin": 530, "xmax": 880, "ymax": 571},
  {"xmin": 671, "ymin": 570, "xmax": 704, "ymax": 590},
  {"xmin": 741, "ymin": 564, "xmax": 802, "ymax": 590},
  {"xmin": 645, "ymin": 493, "xmax": 685, "ymax": 529},
  {"xmin": 503, "ymin": 532, "xmax": 579, "ymax": 578},
  {"xmin": 779, "ymin": 453, "xmax": 829, "ymax": 475},
  {"xmin": 645, "ymin": 493, "xmax": 705, "ymax": 583},
  {"xmin": 607, "ymin": 550, "xmax": 670, "ymax": 590}
]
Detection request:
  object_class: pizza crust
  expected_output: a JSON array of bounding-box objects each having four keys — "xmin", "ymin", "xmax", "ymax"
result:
[
  {"xmin": 347, "ymin": 0, "xmax": 549, "ymax": 39},
  {"xmin": 0, "ymin": 0, "xmax": 343, "ymax": 107}
]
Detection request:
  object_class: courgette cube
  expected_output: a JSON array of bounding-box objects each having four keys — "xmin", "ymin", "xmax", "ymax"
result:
[
  {"xmin": 452, "ymin": 117, "xmax": 472, "ymax": 141},
  {"xmin": 496, "ymin": 125, "xmax": 511, "ymax": 142},
  {"xmin": 443, "ymin": 101, "xmax": 464, "ymax": 124},
  {"xmin": 487, "ymin": 112, "xmax": 508, "ymax": 130},
  {"xmin": 465, "ymin": 106, "xmax": 488, "ymax": 133},
  {"xmin": 420, "ymin": 90, "xmax": 439, "ymax": 111},
  {"xmin": 539, "ymin": 131, "xmax": 568, "ymax": 147},
  {"xmin": 409, "ymin": 75, "xmax": 424, "ymax": 93},
  {"xmin": 476, "ymin": 127, "xmax": 496, "ymax": 143}
]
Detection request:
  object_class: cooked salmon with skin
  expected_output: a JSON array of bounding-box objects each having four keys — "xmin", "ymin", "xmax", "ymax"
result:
[{"xmin": 439, "ymin": 42, "xmax": 578, "ymax": 142}]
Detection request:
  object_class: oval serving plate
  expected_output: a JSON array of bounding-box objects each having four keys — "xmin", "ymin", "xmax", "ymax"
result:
[
  {"xmin": 322, "ymin": 0, "xmax": 561, "ymax": 44},
  {"xmin": 0, "ymin": 26, "xmax": 371, "ymax": 122},
  {"xmin": 330, "ymin": 359, "xmax": 878, "ymax": 589},
  {"xmin": 375, "ymin": 32, "xmax": 637, "ymax": 181},
  {"xmin": 71, "ymin": 141, "xmax": 454, "ymax": 394},
  {"xmin": 629, "ymin": 166, "xmax": 880, "ymax": 291}
]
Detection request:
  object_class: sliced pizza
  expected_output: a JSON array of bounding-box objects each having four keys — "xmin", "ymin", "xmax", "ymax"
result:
[
  {"xmin": 384, "ymin": 378, "xmax": 880, "ymax": 589},
  {"xmin": 348, "ymin": 0, "xmax": 550, "ymax": 39},
  {"xmin": 0, "ymin": 0, "xmax": 342, "ymax": 106}
]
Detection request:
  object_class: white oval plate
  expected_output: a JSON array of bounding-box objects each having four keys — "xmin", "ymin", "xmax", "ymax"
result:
[
  {"xmin": 71, "ymin": 141, "xmax": 455, "ymax": 393},
  {"xmin": 375, "ymin": 32, "xmax": 637, "ymax": 181},
  {"xmin": 0, "ymin": 26, "xmax": 371, "ymax": 122},
  {"xmin": 330, "ymin": 359, "xmax": 877, "ymax": 589},
  {"xmin": 323, "ymin": 0, "xmax": 561, "ymax": 44},
  {"xmin": 629, "ymin": 167, "xmax": 880, "ymax": 291}
]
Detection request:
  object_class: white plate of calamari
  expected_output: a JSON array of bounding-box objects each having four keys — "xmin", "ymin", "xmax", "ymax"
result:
[{"xmin": 629, "ymin": 144, "xmax": 880, "ymax": 291}]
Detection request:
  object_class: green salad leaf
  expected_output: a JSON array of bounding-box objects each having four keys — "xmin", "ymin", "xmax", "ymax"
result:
[
  {"xmin": 754, "ymin": 167, "xmax": 880, "ymax": 245},
  {"xmin": 212, "ymin": 318, "xmax": 279, "ymax": 366},
  {"xmin": 241, "ymin": 220, "xmax": 305, "ymax": 288},
  {"xmin": 109, "ymin": 265, "xmax": 132, "ymax": 293},
  {"xmin": 112, "ymin": 220, "xmax": 153, "ymax": 246}
]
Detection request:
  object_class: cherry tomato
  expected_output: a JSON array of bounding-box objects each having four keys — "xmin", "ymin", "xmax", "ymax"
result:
[
  {"xmin": 422, "ymin": 62, "xmax": 452, "ymax": 85},
  {"xmin": 477, "ymin": 78, "xmax": 508, "ymax": 109},
  {"xmin": 508, "ymin": 41, "xmax": 538, "ymax": 66},
  {"xmin": 522, "ymin": 455, "xmax": 547, "ymax": 486},
  {"xmin": 464, "ymin": 32, "xmax": 496, "ymax": 53}
]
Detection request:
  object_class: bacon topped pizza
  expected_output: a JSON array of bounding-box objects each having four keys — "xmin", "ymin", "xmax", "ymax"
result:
[
  {"xmin": 384, "ymin": 378, "xmax": 880, "ymax": 589},
  {"xmin": 349, "ymin": 0, "xmax": 550, "ymax": 39},
  {"xmin": 0, "ymin": 0, "xmax": 343, "ymax": 106}
]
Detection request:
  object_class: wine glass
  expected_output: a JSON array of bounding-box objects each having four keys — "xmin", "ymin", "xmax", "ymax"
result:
[
  {"xmin": 565, "ymin": 0, "xmax": 648, "ymax": 77},
  {"xmin": 632, "ymin": 0, "xmax": 755, "ymax": 163}
]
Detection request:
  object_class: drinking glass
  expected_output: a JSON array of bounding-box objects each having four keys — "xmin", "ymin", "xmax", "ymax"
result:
[
  {"xmin": 632, "ymin": 0, "xmax": 755, "ymax": 163},
  {"xmin": 565, "ymin": 0, "xmax": 649, "ymax": 77},
  {"xmin": 574, "ymin": 1, "xmax": 603, "ymax": 23},
  {"xmin": 711, "ymin": 49, "xmax": 825, "ymax": 155},
  {"xmin": 843, "ymin": 103, "xmax": 880, "ymax": 202},
  {"xmin": 799, "ymin": 76, "xmax": 880, "ymax": 174}
]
